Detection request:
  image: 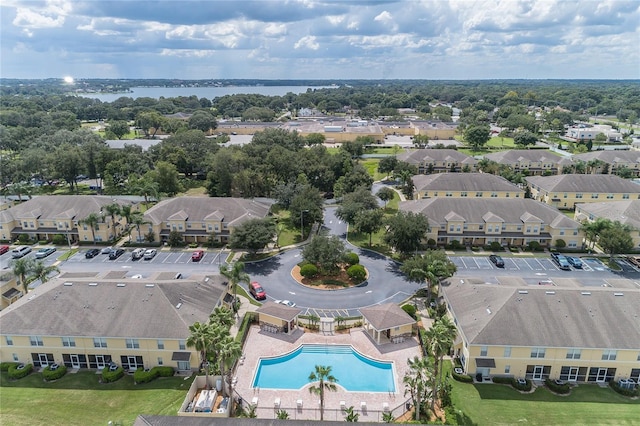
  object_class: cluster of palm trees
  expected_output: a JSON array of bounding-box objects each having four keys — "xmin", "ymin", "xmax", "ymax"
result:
[
  {"xmin": 79, "ymin": 202, "xmax": 149, "ymax": 243},
  {"xmin": 12, "ymin": 256, "xmax": 60, "ymax": 294},
  {"xmin": 186, "ymin": 306, "xmax": 242, "ymax": 415},
  {"xmin": 403, "ymin": 315, "xmax": 457, "ymax": 422}
]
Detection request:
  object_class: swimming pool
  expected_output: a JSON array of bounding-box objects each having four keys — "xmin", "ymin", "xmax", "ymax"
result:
[{"xmin": 252, "ymin": 344, "xmax": 395, "ymax": 392}]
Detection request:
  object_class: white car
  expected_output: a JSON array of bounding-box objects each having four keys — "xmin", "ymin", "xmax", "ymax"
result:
[
  {"xmin": 101, "ymin": 246, "xmax": 113, "ymax": 254},
  {"xmin": 274, "ymin": 300, "xmax": 296, "ymax": 308},
  {"xmin": 143, "ymin": 249, "xmax": 157, "ymax": 260}
]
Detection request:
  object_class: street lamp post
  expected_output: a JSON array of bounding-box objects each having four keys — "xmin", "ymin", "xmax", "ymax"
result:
[{"xmin": 300, "ymin": 210, "xmax": 309, "ymax": 241}]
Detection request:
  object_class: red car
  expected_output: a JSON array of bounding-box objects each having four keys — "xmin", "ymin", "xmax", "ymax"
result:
[
  {"xmin": 249, "ymin": 281, "xmax": 266, "ymax": 300},
  {"xmin": 191, "ymin": 250, "xmax": 204, "ymax": 262},
  {"xmin": 0, "ymin": 245, "xmax": 9, "ymax": 255}
]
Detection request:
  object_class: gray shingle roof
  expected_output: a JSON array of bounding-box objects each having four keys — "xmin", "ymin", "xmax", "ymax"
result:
[
  {"xmin": 442, "ymin": 280, "xmax": 640, "ymax": 349},
  {"xmin": 575, "ymin": 200, "xmax": 640, "ymax": 229},
  {"xmin": 525, "ymin": 174, "xmax": 640, "ymax": 194},
  {"xmin": 256, "ymin": 301, "xmax": 303, "ymax": 321},
  {"xmin": 571, "ymin": 151, "xmax": 640, "ymax": 164},
  {"xmin": 144, "ymin": 197, "xmax": 272, "ymax": 226},
  {"xmin": 412, "ymin": 173, "xmax": 524, "ymax": 193},
  {"xmin": 0, "ymin": 276, "xmax": 225, "ymax": 339},
  {"xmin": 484, "ymin": 149, "xmax": 570, "ymax": 164},
  {"xmin": 397, "ymin": 149, "xmax": 477, "ymax": 165},
  {"xmin": 359, "ymin": 303, "xmax": 415, "ymax": 331},
  {"xmin": 399, "ymin": 198, "xmax": 579, "ymax": 228},
  {"xmin": 0, "ymin": 195, "xmax": 133, "ymax": 223}
]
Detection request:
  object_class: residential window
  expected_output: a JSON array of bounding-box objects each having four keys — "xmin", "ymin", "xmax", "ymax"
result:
[
  {"xmin": 93, "ymin": 337, "xmax": 107, "ymax": 348},
  {"xmin": 456, "ymin": 226, "xmax": 461, "ymax": 232},
  {"xmin": 479, "ymin": 225, "xmax": 484, "ymax": 230},
  {"xmin": 6, "ymin": 336, "xmax": 13, "ymax": 346},
  {"xmin": 563, "ymin": 193, "xmax": 568, "ymax": 198},
  {"xmin": 560, "ymin": 230, "xmax": 565, "ymax": 235},
  {"xmin": 13, "ymin": 353, "xmax": 19, "ymax": 362},
  {"xmin": 591, "ymin": 194, "xmax": 598, "ymax": 199},
  {"xmin": 504, "ymin": 347, "xmax": 511, "ymax": 358},
  {"xmin": 530, "ymin": 347, "xmax": 545, "ymax": 358},
  {"xmin": 566, "ymin": 349, "xmax": 581, "ymax": 359},
  {"xmin": 526, "ymin": 227, "xmax": 532, "ymax": 233},
  {"xmin": 446, "ymin": 192, "xmax": 452, "ymax": 197},
  {"xmin": 480, "ymin": 346, "xmax": 488, "ymax": 357},
  {"xmin": 30, "ymin": 336, "xmax": 44, "ymax": 346},
  {"xmin": 461, "ymin": 192, "xmax": 467, "ymax": 197},
  {"xmin": 622, "ymin": 194, "xmax": 629, "ymax": 199},
  {"xmin": 505, "ymin": 365, "xmax": 511, "ymax": 374},
  {"xmin": 576, "ymin": 193, "xmax": 583, "ymax": 199},
  {"xmin": 61, "ymin": 337, "xmax": 76, "ymax": 347},
  {"xmin": 476, "ymin": 192, "xmax": 483, "ymax": 197},
  {"xmin": 602, "ymin": 350, "xmax": 617, "ymax": 361},
  {"xmin": 449, "ymin": 225, "xmax": 454, "ymax": 232},
  {"xmin": 517, "ymin": 225, "xmax": 522, "ymax": 231},
  {"xmin": 157, "ymin": 340, "xmax": 164, "ymax": 350},
  {"xmin": 179, "ymin": 340, "xmax": 186, "ymax": 350},
  {"xmin": 126, "ymin": 339, "xmax": 140, "ymax": 349},
  {"xmin": 158, "ymin": 357, "xmax": 163, "ymax": 366},
  {"xmin": 433, "ymin": 192, "xmax": 438, "ymax": 197},
  {"xmin": 491, "ymin": 192, "xmax": 498, "ymax": 198},
  {"xmin": 606, "ymin": 194, "xmax": 614, "ymax": 199}
]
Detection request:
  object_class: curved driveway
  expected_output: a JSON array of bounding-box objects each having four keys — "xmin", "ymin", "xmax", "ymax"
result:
[{"xmin": 244, "ymin": 206, "xmax": 418, "ymax": 317}]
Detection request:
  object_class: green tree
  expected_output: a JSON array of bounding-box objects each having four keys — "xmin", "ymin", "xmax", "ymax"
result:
[
  {"xmin": 403, "ymin": 356, "xmax": 434, "ymax": 422},
  {"xmin": 128, "ymin": 175, "xmax": 160, "ymax": 205},
  {"xmin": 218, "ymin": 334, "xmax": 242, "ymax": 415},
  {"xmin": 344, "ymin": 406, "xmax": 360, "ymax": 422},
  {"xmin": 219, "ymin": 262, "xmax": 250, "ymax": 312},
  {"xmin": 229, "ymin": 218, "xmax": 276, "ymax": 255},
  {"xmin": 353, "ymin": 209, "xmax": 384, "ymax": 246},
  {"xmin": 383, "ymin": 211, "xmax": 430, "ymax": 255},
  {"xmin": 103, "ymin": 202, "xmax": 122, "ymax": 240},
  {"xmin": 136, "ymin": 111, "xmax": 166, "ymax": 138},
  {"xmin": 107, "ymin": 120, "xmax": 130, "ymax": 139},
  {"xmin": 378, "ymin": 156, "xmax": 399, "ymax": 175},
  {"xmin": 335, "ymin": 186, "xmax": 380, "ymax": 225},
  {"xmin": 186, "ymin": 321, "xmax": 213, "ymax": 389},
  {"xmin": 599, "ymin": 221, "xmax": 634, "ymax": 259},
  {"xmin": 168, "ymin": 230, "xmax": 184, "ymax": 247},
  {"xmin": 276, "ymin": 409, "xmax": 290, "ymax": 419},
  {"xmin": 148, "ymin": 161, "xmax": 181, "ymax": 197},
  {"xmin": 514, "ymin": 131, "xmax": 538, "ymax": 146},
  {"xmin": 12, "ymin": 257, "xmax": 35, "ymax": 294},
  {"xmin": 464, "ymin": 125, "xmax": 491, "ymax": 150},
  {"xmin": 580, "ymin": 217, "xmax": 612, "ymax": 250},
  {"xmin": 31, "ymin": 260, "xmax": 60, "ymax": 285},
  {"xmin": 308, "ymin": 365, "xmax": 338, "ymax": 421},
  {"xmin": 80, "ymin": 212, "xmax": 102, "ymax": 242},
  {"xmin": 377, "ymin": 186, "xmax": 395, "ymax": 209},
  {"xmin": 425, "ymin": 316, "xmax": 457, "ymax": 411},
  {"xmin": 400, "ymin": 251, "xmax": 457, "ymax": 300},
  {"xmin": 188, "ymin": 110, "xmax": 218, "ymax": 133},
  {"xmin": 306, "ymin": 133, "xmax": 325, "ymax": 146},
  {"xmin": 301, "ymin": 234, "xmax": 346, "ymax": 274},
  {"xmin": 130, "ymin": 211, "xmax": 149, "ymax": 243}
]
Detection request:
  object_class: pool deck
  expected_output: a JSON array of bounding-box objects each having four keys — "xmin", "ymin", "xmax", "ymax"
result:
[{"xmin": 235, "ymin": 325, "xmax": 421, "ymax": 421}]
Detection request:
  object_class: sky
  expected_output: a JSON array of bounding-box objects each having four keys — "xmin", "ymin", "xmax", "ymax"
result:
[{"xmin": 1, "ymin": 0, "xmax": 639, "ymax": 80}]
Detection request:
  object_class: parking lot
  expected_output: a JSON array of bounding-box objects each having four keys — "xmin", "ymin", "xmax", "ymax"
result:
[
  {"xmin": 450, "ymin": 255, "xmax": 602, "ymax": 273},
  {"xmin": 64, "ymin": 248, "xmax": 225, "ymax": 266}
]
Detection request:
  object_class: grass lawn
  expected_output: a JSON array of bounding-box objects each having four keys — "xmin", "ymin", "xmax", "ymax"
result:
[
  {"xmin": 0, "ymin": 371, "xmax": 192, "ymax": 426},
  {"xmin": 486, "ymin": 137, "xmax": 515, "ymax": 148},
  {"xmin": 450, "ymin": 374, "xmax": 639, "ymax": 426},
  {"xmin": 359, "ymin": 158, "xmax": 386, "ymax": 181}
]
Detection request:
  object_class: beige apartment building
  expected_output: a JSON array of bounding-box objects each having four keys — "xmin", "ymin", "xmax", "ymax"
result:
[
  {"xmin": 574, "ymin": 200, "xmax": 640, "ymax": 250},
  {"xmin": 571, "ymin": 151, "xmax": 640, "ymax": 177},
  {"xmin": 399, "ymin": 198, "xmax": 583, "ymax": 248},
  {"xmin": 412, "ymin": 173, "xmax": 524, "ymax": 200},
  {"xmin": 0, "ymin": 274, "xmax": 226, "ymax": 372},
  {"xmin": 482, "ymin": 149, "xmax": 571, "ymax": 176},
  {"xmin": 443, "ymin": 280, "xmax": 640, "ymax": 384},
  {"xmin": 525, "ymin": 174, "xmax": 640, "ymax": 210},
  {"xmin": 397, "ymin": 149, "xmax": 478, "ymax": 174}
]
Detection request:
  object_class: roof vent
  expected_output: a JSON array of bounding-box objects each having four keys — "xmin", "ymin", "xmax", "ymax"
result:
[
  {"xmin": 545, "ymin": 291, "xmax": 556, "ymax": 295},
  {"xmin": 63, "ymin": 282, "xmax": 73, "ymax": 286},
  {"xmin": 486, "ymin": 308, "xmax": 492, "ymax": 315},
  {"xmin": 117, "ymin": 283, "xmax": 126, "ymax": 287},
  {"xmin": 88, "ymin": 282, "xmax": 98, "ymax": 286},
  {"xmin": 518, "ymin": 290, "xmax": 528, "ymax": 294},
  {"xmin": 145, "ymin": 284, "xmax": 155, "ymax": 288},
  {"xmin": 613, "ymin": 292, "xmax": 624, "ymax": 296},
  {"xmin": 176, "ymin": 302, "xmax": 182, "ymax": 309},
  {"xmin": 581, "ymin": 291, "xmax": 591, "ymax": 296}
]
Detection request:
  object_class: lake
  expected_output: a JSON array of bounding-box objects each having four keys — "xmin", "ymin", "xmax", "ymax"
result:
[{"xmin": 76, "ymin": 85, "xmax": 334, "ymax": 102}]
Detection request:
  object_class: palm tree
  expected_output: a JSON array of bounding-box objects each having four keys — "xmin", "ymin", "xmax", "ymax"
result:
[
  {"xmin": 186, "ymin": 321, "xmax": 213, "ymax": 389},
  {"xmin": 219, "ymin": 262, "xmax": 250, "ymax": 315},
  {"xmin": 31, "ymin": 261, "xmax": 60, "ymax": 285},
  {"xmin": 80, "ymin": 212, "xmax": 102, "ymax": 242},
  {"xmin": 131, "ymin": 179, "xmax": 160, "ymax": 205},
  {"xmin": 209, "ymin": 306, "xmax": 235, "ymax": 329},
  {"xmin": 103, "ymin": 203, "xmax": 122, "ymax": 240},
  {"xmin": 426, "ymin": 317, "xmax": 457, "ymax": 411},
  {"xmin": 219, "ymin": 335, "xmax": 242, "ymax": 415},
  {"xmin": 12, "ymin": 257, "xmax": 34, "ymax": 294},
  {"xmin": 308, "ymin": 365, "xmax": 338, "ymax": 421},
  {"xmin": 130, "ymin": 211, "xmax": 149, "ymax": 243},
  {"xmin": 403, "ymin": 356, "xmax": 434, "ymax": 422},
  {"xmin": 580, "ymin": 217, "xmax": 612, "ymax": 251},
  {"xmin": 276, "ymin": 409, "xmax": 290, "ymax": 419},
  {"xmin": 344, "ymin": 406, "xmax": 359, "ymax": 422}
]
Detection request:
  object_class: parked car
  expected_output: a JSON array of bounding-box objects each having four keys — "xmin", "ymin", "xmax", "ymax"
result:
[
  {"xmin": 489, "ymin": 254, "xmax": 505, "ymax": 268},
  {"xmin": 567, "ymin": 257, "xmax": 583, "ymax": 269},
  {"xmin": 275, "ymin": 300, "xmax": 296, "ymax": 308},
  {"xmin": 0, "ymin": 245, "xmax": 9, "ymax": 255},
  {"xmin": 143, "ymin": 249, "xmax": 157, "ymax": 260},
  {"xmin": 131, "ymin": 248, "xmax": 146, "ymax": 260},
  {"xmin": 191, "ymin": 250, "xmax": 204, "ymax": 262},
  {"xmin": 101, "ymin": 246, "xmax": 113, "ymax": 254},
  {"xmin": 249, "ymin": 281, "xmax": 266, "ymax": 300},
  {"xmin": 35, "ymin": 247, "xmax": 56, "ymax": 259},
  {"xmin": 11, "ymin": 246, "xmax": 32, "ymax": 259},
  {"xmin": 551, "ymin": 253, "xmax": 571, "ymax": 270},
  {"xmin": 108, "ymin": 248, "xmax": 125, "ymax": 259},
  {"xmin": 85, "ymin": 248, "xmax": 101, "ymax": 259}
]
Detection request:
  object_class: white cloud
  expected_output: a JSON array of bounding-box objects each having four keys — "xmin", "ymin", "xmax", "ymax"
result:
[{"xmin": 294, "ymin": 35, "xmax": 319, "ymax": 50}]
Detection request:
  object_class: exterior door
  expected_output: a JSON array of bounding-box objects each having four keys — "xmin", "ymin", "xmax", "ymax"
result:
[
  {"xmin": 38, "ymin": 353, "xmax": 49, "ymax": 367},
  {"xmin": 568, "ymin": 367, "xmax": 579, "ymax": 382},
  {"xmin": 70, "ymin": 354, "xmax": 80, "ymax": 368},
  {"xmin": 127, "ymin": 356, "xmax": 138, "ymax": 370},
  {"xmin": 596, "ymin": 368, "xmax": 607, "ymax": 382},
  {"xmin": 533, "ymin": 365, "xmax": 544, "ymax": 380},
  {"xmin": 95, "ymin": 355, "xmax": 106, "ymax": 369}
]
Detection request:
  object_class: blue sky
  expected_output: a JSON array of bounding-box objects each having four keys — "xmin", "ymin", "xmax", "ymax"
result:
[{"xmin": 1, "ymin": 0, "xmax": 639, "ymax": 80}]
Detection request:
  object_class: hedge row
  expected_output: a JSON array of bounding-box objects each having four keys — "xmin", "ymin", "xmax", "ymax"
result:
[
  {"xmin": 101, "ymin": 366, "xmax": 124, "ymax": 383},
  {"xmin": 609, "ymin": 381, "xmax": 640, "ymax": 397},
  {"xmin": 545, "ymin": 379, "xmax": 571, "ymax": 394},
  {"xmin": 452, "ymin": 370, "xmax": 473, "ymax": 383},
  {"xmin": 8, "ymin": 363, "xmax": 33, "ymax": 379},
  {"xmin": 133, "ymin": 366, "xmax": 175, "ymax": 384},
  {"xmin": 0, "ymin": 362, "xmax": 18, "ymax": 372},
  {"xmin": 43, "ymin": 364, "xmax": 68, "ymax": 381},
  {"xmin": 492, "ymin": 376, "xmax": 532, "ymax": 391}
]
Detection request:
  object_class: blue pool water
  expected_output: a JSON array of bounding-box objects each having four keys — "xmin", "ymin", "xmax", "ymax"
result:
[{"xmin": 252, "ymin": 345, "xmax": 395, "ymax": 392}]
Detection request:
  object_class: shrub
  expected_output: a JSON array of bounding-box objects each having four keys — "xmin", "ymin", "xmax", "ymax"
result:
[
  {"xmin": 609, "ymin": 380, "xmax": 640, "ymax": 397},
  {"xmin": 545, "ymin": 378, "xmax": 570, "ymax": 394},
  {"xmin": 528, "ymin": 241, "xmax": 541, "ymax": 252},
  {"xmin": 0, "ymin": 362, "xmax": 18, "ymax": 372},
  {"xmin": 489, "ymin": 241, "xmax": 502, "ymax": 251},
  {"xmin": 427, "ymin": 238, "xmax": 437, "ymax": 248},
  {"xmin": 236, "ymin": 312, "xmax": 258, "ymax": 344},
  {"xmin": 18, "ymin": 234, "xmax": 30, "ymax": 244},
  {"xmin": 38, "ymin": 240, "xmax": 49, "ymax": 245},
  {"xmin": 155, "ymin": 366, "xmax": 175, "ymax": 377},
  {"xmin": 102, "ymin": 366, "xmax": 124, "ymax": 383},
  {"xmin": 145, "ymin": 230, "xmax": 156, "ymax": 243},
  {"xmin": 188, "ymin": 242, "xmax": 199, "ymax": 249},
  {"xmin": 402, "ymin": 303, "xmax": 417, "ymax": 320},
  {"xmin": 343, "ymin": 252, "xmax": 360, "ymax": 266},
  {"xmin": 43, "ymin": 364, "xmax": 67, "ymax": 381},
  {"xmin": 448, "ymin": 240, "xmax": 463, "ymax": 250},
  {"xmin": 346, "ymin": 264, "xmax": 366, "ymax": 282},
  {"xmin": 451, "ymin": 370, "xmax": 473, "ymax": 383},
  {"xmin": 513, "ymin": 378, "xmax": 532, "ymax": 392},
  {"xmin": 300, "ymin": 263, "xmax": 318, "ymax": 278},
  {"xmin": 52, "ymin": 234, "xmax": 66, "ymax": 245},
  {"xmin": 555, "ymin": 239, "xmax": 566, "ymax": 249},
  {"xmin": 8, "ymin": 363, "xmax": 33, "ymax": 379},
  {"xmin": 491, "ymin": 376, "xmax": 513, "ymax": 385}
]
